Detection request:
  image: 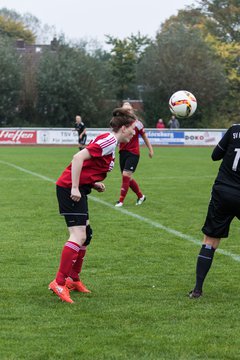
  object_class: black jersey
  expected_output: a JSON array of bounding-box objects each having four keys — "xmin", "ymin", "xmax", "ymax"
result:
[
  {"xmin": 212, "ymin": 124, "xmax": 240, "ymax": 193},
  {"xmin": 75, "ymin": 122, "xmax": 86, "ymax": 135}
]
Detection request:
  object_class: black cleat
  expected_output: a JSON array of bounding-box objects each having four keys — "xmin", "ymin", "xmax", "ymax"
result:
[{"xmin": 189, "ymin": 289, "xmax": 202, "ymax": 299}]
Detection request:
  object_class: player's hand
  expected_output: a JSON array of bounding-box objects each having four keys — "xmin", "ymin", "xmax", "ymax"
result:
[
  {"xmin": 93, "ymin": 182, "xmax": 106, "ymax": 192},
  {"xmin": 149, "ymin": 149, "xmax": 154, "ymax": 158},
  {"xmin": 70, "ymin": 187, "xmax": 81, "ymax": 202}
]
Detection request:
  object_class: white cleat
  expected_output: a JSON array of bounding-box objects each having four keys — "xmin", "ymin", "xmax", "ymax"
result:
[
  {"xmin": 136, "ymin": 195, "xmax": 146, "ymax": 205},
  {"xmin": 115, "ymin": 201, "xmax": 123, "ymax": 207}
]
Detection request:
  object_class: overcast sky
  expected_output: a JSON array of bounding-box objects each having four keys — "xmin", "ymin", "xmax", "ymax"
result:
[{"xmin": 0, "ymin": 0, "xmax": 197, "ymax": 45}]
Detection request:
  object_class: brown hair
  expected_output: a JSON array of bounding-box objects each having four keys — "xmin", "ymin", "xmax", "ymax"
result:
[{"xmin": 110, "ymin": 108, "xmax": 136, "ymax": 132}]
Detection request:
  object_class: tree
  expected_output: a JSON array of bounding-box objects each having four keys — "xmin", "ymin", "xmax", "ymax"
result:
[
  {"xmin": 106, "ymin": 33, "xmax": 152, "ymax": 101},
  {"xmin": 0, "ymin": 9, "xmax": 35, "ymax": 43},
  {"xmin": 198, "ymin": 0, "xmax": 240, "ymax": 42},
  {"xmin": 0, "ymin": 7, "xmax": 55, "ymax": 44},
  {"xmin": 158, "ymin": 2, "xmax": 240, "ymax": 125},
  {"xmin": 137, "ymin": 23, "xmax": 228, "ymax": 127},
  {"xmin": 36, "ymin": 41, "xmax": 114, "ymax": 127},
  {"xmin": 0, "ymin": 37, "xmax": 22, "ymax": 125},
  {"xmin": 204, "ymin": 33, "xmax": 240, "ymax": 124}
]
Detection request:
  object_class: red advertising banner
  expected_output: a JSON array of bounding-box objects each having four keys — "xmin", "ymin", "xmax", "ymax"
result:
[{"xmin": 0, "ymin": 130, "xmax": 37, "ymax": 144}]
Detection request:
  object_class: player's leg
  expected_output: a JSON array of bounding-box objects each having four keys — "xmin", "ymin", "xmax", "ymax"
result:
[
  {"xmin": 189, "ymin": 235, "xmax": 220, "ymax": 298},
  {"xmin": 116, "ymin": 151, "xmax": 142, "ymax": 206},
  {"xmin": 82, "ymin": 134, "xmax": 87, "ymax": 145},
  {"xmin": 49, "ymin": 226, "xmax": 86, "ymax": 303},
  {"xmin": 117, "ymin": 170, "xmax": 132, "ymax": 205},
  {"xmin": 49, "ymin": 186, "xmax": 88, "ymax": 302},
  {"xmin": 55, "ymin": 225, "xmax": 87, "ymax": 283},
  {"xmin": 78, "ymin": 134, "xmax": 87, "ymax": 150},
  {"xmin": 130, "ymin": 178, "xmax": 146, "ymax": 205},
  {"xmin": 115, "ymin": 151, "xmax": 131, "ymax": 206},
  {"xmin": 66, "ymin": 221, "xmax": 92, "ymax": 293},
  {"xmin": 77, "ymin": 132, "xmax": 83, "ymax": 150},
  {"xmin": 78, "ymin": 139, "xmax": 84, "ymax": 151},
  {"xmin": 126, "ymin": 155, "xmax": 145, "ymax": 205},
  {"xmin": 189, "ymin": 187, "xmax": 233, "ymax": 298}
]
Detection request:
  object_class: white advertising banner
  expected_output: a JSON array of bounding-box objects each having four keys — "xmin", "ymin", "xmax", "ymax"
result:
[
  {"xmin": 184, "ymin": 131, "xmax": 223, "ymax": 146},
  {"xmin": 37, "ymin": 129, "xmax": 106, "ymax": 145},
  {"xmin": 37, "ymin": 130, "xmax": 78, "ymax": 144},
  {"xmin": 0, "ymin": 128, "xmax": 225, "ymax": 146}
]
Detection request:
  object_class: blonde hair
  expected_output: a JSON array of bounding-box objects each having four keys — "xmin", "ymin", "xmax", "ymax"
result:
[{"xmin": 122, "ymin": 102, "xmax": 133, "ymax": 111}]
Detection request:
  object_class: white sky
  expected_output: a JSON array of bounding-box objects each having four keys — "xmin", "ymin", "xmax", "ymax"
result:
[{"xmin": 0, "ymin": 0, "xmax": 197, "ymax": 46}]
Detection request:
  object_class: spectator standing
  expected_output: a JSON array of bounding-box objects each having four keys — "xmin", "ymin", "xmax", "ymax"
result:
[
  {"xmin": 168, "ymin": 115, "xmax": 180, "ymax": 129},
  {"xmin": 156, "ymin": 119, "xmax": 166, "ymax": 129}
]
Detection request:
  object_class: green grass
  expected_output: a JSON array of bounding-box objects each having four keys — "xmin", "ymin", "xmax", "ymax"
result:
[{"xmin": 1, "ymin": 146, "xmax": 240, "ymax": 359}]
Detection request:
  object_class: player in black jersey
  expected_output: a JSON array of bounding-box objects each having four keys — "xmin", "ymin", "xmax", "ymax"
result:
[
  {"xmin": 74, "ymin": 115, "xmax": 87, "ymax": 150},
  {"xmin": 189, "ymin": 124, "xmax": 240, "ymax": 298}
]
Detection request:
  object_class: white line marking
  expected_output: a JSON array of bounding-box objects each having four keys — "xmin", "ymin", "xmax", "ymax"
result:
[
  {"xmin": 1, "ymin": 160, "xmax": 240, "ymax": 262},
  {"xmin": 0, "ymin": 160, "xmax": 55, "ymax": 182}
]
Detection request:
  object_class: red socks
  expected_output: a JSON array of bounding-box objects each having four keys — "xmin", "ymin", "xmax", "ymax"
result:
[
  {"xmin": 119, "ymin": 175, "xmax": 131, "ymax": 203},
  {"xmin": 69, "ymin": 246, "xmax": 87, "ymax": 281},
  {"xmin": 119, "ymin": 176, "xmax": 143, "ymax": 202},
  {"xmin": 56, "ymin": 241, "xmax": 80, "ymax": 285},
  {"xmin": 129, "ymin": 179, "xmax": 142, "ymax": 199}
]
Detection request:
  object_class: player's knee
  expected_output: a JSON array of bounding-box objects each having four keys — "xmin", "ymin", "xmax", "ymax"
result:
[
  {"xmin": 123, "ymin": 170, "xmax": 132, "ymax": 178},
  {"xmin": 68, "ymin": 230, "xmax": 86, "ymax": 246},
  {"xmin": 84, "ymin": 225, "xmax": 93, "ymax": 246}
]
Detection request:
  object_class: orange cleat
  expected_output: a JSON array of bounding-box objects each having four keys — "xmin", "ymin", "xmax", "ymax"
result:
[
  {"xmin": 66, "ymin": 278, "xmax": 91, "ymax": 293},
  {"xmin": 48, "ymin": 279, "xmax": 74, "ymax": 303}
]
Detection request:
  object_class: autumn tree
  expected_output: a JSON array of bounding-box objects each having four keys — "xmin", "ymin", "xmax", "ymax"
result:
[
  {"xmin": 158, "ymin": 1, "xmax": 240, "ymax": 126},
  {"xmin": 198, "ymin": 0, "xmax": 240, "ymax": 42},
  {"xmin": 0, "ymin": 7, "xmax": 55, "ymax": 43},
  {"xmin": 197, "ymin": 0, "xmax": 240, "ymax": 123},
  {"xmin": 137, "ymin": 23, "xmax": 228, "ymax": 127},
  {"xmin": 0, "ymin": 9, "xmax": 35, "ymax": 43}
]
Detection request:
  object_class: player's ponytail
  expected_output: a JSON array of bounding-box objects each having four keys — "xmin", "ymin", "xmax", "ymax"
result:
[{"xmin": 110, "ymin": 108, "xmax": 136, "ymax": 132}]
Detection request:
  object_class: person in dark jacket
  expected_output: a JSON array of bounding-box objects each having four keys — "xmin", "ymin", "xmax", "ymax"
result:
[
  {"xmin": 168, "ymin": 115, "xmax": 180, "ymax": 129},
  {"xmin": 74, "ymin": 115, "xmax": 87, "ymax": 150}
]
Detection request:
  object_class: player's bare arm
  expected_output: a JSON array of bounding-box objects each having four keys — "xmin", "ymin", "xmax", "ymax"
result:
[
  {"xmin": 71, "ymin": 149, "xmax": 91, "ymax": 201},
  {"xmin": 142, "ymin": 133, "xmax": 154, "ymax": 158}
]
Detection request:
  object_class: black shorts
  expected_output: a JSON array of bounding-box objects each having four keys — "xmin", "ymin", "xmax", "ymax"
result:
[
  {"xmin": 202, "ymin": 185, "xmax": 240, "ymax": 238},
  {"xmin": 79, "ymin": 134, "xmax": 87, "ymax": 145},
  {"xmin": 119, "ymin": 150, "xmax": 140, "ymax": 173},
  {"xmin": 56, "ymin": 185, "xmax": 91, "ymax": 227}
]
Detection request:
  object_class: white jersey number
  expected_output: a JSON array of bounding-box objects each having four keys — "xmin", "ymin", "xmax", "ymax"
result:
[{"xmin": 232, "ymin": 148, "xmax": 240, "ymax": 171}]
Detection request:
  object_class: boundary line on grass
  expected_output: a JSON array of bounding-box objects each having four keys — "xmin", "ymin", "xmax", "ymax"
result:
[{"xmin": 1, "ymin": 160, "xmax": 240, "ymax": 263}]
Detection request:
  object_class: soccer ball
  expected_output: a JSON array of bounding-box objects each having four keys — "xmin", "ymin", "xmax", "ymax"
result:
[{"xmin": 169, "ymin": 90, "xmax": 197, "ymax": 118}]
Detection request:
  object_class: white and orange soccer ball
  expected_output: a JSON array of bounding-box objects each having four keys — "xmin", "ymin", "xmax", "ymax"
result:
[{"xmin": 169, "ymin": 90, "xmax": 197, "ymax": 118}]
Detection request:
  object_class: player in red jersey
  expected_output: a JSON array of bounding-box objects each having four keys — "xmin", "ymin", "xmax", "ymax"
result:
[
  {"xmin": 115, "ymin": 102, "xmax": 154, "ymax": 207},
  {"xmin": 49, "ymin": 108, "xmax": 136, "ymax": 303}
]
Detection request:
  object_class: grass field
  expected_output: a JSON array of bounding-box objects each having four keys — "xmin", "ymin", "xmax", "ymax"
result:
[{"xmin": 1, "ymin": 145, "xmax": 240, "ymax": 360}]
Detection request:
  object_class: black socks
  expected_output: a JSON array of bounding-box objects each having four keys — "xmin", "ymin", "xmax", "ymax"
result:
[{"xmin": 195, "ymin": 244, "xmax": 216, "ymax": 292}]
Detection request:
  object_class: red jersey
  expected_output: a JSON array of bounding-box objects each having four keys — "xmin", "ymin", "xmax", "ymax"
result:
[
  {"xmin": 56, "ymin": 132, "xmax": 117, "ymax": 188},
  {"xmin": 156, "ymin": 122, "xmax": 165, "ymax": 129},
  {"xmin": 119, "ymin": 120, "xmax": 145, "ymax": 155}
]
